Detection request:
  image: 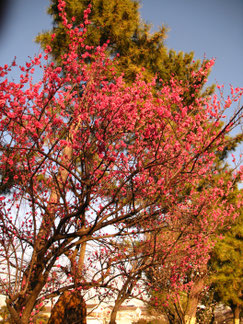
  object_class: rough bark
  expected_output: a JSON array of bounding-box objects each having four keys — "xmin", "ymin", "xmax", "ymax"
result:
[
  {"xmin": 109, "ymin": 278, "xmax": 136, "ymax": 324},
  {"xmin": 185, "ymin": 315, "xmax": 196, "ymax": 324},
  {"xmin": 48, "ymin": 290, "xmax": 86, "ymax": 324},
  {"xmin": 184, "ymin": 274, "xmax": 206, "ymax": 324},
  {"xmin": 109, "ymin": 302, "xmax": 121, "ymax": 324},
  {"xmin": 233, "ymin": 304, "xmax": 241, "ymax": 324}
]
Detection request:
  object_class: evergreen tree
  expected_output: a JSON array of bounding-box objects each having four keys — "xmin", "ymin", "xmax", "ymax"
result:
[
  {"xmin": 35, "ymin": 3, "xmax": 241, "ymax": 323},
  {"xmin": 144, "ymin": 132, "xmax": 243, "ymax": 324},
  {"xmin": 36, "ymin": 0, "xmax": 214, "ymax": 98},
  {"xmin": 210, "ymin": 201, "xmax": 243, "ymax": 324}
]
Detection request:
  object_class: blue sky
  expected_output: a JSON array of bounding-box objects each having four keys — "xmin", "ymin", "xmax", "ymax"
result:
[
  {"xmin": 140, "ymin": 0, "xmax": 243, "ymax": 93},
  {"xmin": 0, "ymin": 0, "xmax": 242, "ymax": 91},
  {"xmin": 0, "ymin": 0, "xmax": 242, "ymax": 152}
]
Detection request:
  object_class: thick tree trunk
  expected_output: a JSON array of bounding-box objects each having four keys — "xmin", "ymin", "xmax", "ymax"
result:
[
  {"xmin": 184, "ymin": 314, "xmax": 196, "ymax": 324},
  {"xmin": 48, "ymin": 290, "xmax": 86, "ymax": 324},
  {"xmin": 233, "ymin": 304, "xmax": 240, "ymax": 324},
  {"xmin": 109, "ymin": 294, "xmax": 128, "ymax": 324},
  {"xmin": 109, "ymin": 302, "xmax": 121, "ymax": 324},
  {"xmin": 184, "ymin": 274, "xmax": 206, "ymax": 324},
  {"xmin": 108, "ymin": 278, "xmax": 136, "ymax": 324}
]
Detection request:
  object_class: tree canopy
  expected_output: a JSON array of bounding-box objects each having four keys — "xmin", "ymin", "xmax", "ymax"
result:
[
  {"xmin": 36, "ymin": 0, "xmax": 214, "ymax": 99},
  {"xmin": 0, "ymin": 2, "xmax": 242, "ymax": 323},
  {"xmin": 210, "ymin": 204, "xmax": 243, "ymax": 323}
]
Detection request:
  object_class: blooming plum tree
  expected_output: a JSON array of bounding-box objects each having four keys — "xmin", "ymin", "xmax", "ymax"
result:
[{"xmin": 0, "ymin": 1, "xmax": 242, "ymax": 323}]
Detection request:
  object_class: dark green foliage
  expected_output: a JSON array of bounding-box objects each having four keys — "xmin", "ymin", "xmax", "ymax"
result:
[
  {"xmin": 36, "ymin": 0, "xmax": 214, "ymax": 97},
  {"xmin": 210, "ymin": 208, "xmax": 243, "ymax": 311}
]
